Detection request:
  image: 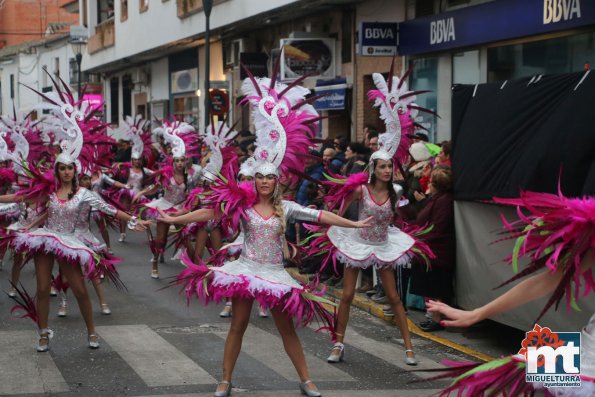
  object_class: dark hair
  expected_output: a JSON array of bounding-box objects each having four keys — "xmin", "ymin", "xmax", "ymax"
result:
[
  {"xmin": 347, "ymin": 142, "xmax": 369, "ymax": 156},
  {"xmin": 54, "ymin": 163, "xmax": 77, "ymax": 200},
  {"xmin": 370, "ymin": 159, "xmax": 398, "ymax": 217},
  {"xmin": 440, "ymin": 140, "xmax": 452, "ymax": 158},
  {"xmin": 430, "ymin": 164, "xmax": 452, "ymax": 193},
  {"xmin": 334, "ymin": 136, "xmax": 348, "ymax": 152},
  {"xmin": 367, "ymin": 130, "xmax": 379, "ymax": 140}
]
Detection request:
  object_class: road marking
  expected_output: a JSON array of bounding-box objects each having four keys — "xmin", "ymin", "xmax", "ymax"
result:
[
  {"xmin": 97, "ymin": 324, "xmax": 216, "ymax": 387},
  {"xmin": 0, "ymin": 330, "xmax": 69, "ymax": 394},
  {"xmin": 137, "ymin": 390, "xmax": 443, "ymax": 397},
  {"xmin": 212, "ymin": 325, "xmax": 354, "ymax": 382}
]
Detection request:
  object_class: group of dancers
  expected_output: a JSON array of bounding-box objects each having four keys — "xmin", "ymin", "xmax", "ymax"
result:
[{"xmin": 0, "ymin": 64, "xmax": 592, "ymax": 397}]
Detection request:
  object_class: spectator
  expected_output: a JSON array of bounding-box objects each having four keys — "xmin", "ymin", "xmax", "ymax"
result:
[
  {"xmin": 333, "ymin": 136, "xmax": 347, "ymax": 164},
  {"xmin": 322, "ymin": 147, "xmax": 342, "ymax": 174},
  {"xmin": 410, "ymin": 165, "xmax": 455, "ymax": 332},
  {"xmin": 437, "ymin": 140, "xmax": 452, "ymax": 167},
  {"xmin": 403, "ymin": 142, "xmax": 432, "ymax": 215},
  {"xmin": 114, "ymin": 139, "xmax": 132, "ymax": 162},
  {"xmin": 362, "ymin": 124, "xmax": 377, "ymax": 147},
  {"xmin": 296, "ymin": 150, "xmax": 324, "ymax": 207},
  {"xmin": 341, "ymin": 142, "xmax": 369, "ymax": 175},
  {"xmin": 367, "ymin": 131, "xmax": 379, "ymax": 153}
]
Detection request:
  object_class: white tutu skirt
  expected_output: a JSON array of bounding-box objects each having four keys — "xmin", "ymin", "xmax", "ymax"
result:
[
  {"xmin": 327, "ymin": 226, "xmax": 415, "ymax": 269},
  {"xmin": 145, "ymin": 198, "xmax": 179, "ymax": 211},
  {"xmin": 12, "ymin": 228, "xmax": 96, "ymax": 270},
  {"xmin": 0, "ymin": 203, "xmax": 20, "ymax": 223}
]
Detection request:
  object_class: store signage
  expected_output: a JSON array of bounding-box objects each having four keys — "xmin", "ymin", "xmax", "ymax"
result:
[
  {"xmin": 314, "ymin": 85, "xmax": 346, "ymax": 111},
  {"xmin": 209, "ymin": 89, "xmax": 229, "ymax": 116},
  {"xmin": 82, "ymin": 94, "xmax": 103, "ymax": 111},
  {"xmin": 280, "ymin": 38, "xmax": 335, "ymax": 81},
  {"xmin": 399, "ymin": 0, "xmax": 595, "ymax": 55},
  {"xmin": 239, "ymin": 53, "xmax": 268, "ymax": 79},
  {"xmin": 359, "ymin": 22, "xmax": 398, "ymax": 56}
]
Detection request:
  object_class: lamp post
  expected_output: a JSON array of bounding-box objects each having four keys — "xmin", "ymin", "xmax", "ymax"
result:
[
  {"xmin": 203, "ymin": 0, "xmax": 212, "ymax": 127},
  {"xmin": 69, "ymin": 25, "xmax": 88, "ymax": 101}
]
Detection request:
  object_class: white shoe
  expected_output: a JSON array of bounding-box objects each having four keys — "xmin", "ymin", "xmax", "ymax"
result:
[
  {"xmin": 258, "ymin": 307, "xmax": 269, "ymax": 318},
  {"xmin": 88, "ymin": 334, "xmax": 100, "ymax": 349},
  {"xmin": 151, "ymin": 269, "xmax": 159, "ymax": 279},
  {"xmin": 219, "ymin": 303, "xmax": 232, "ymax": 318},
  {"xmin": 50, "ymin": 286, "xmax": 58, "ymax": 297},
  {"xmin": 100, "ymin": 303, "xmax": 111, "ymax": 315},
  {"xmin": 8, "ymin": 288, "xmax": 17, "ymax": 298},
  {"xmin": 57, "ymin": 297, "xmax": 67, "ymax": 317},
  {"xmin": 327, "ymin": 342, "xmax": 345, "ymax": 363},
  {"xmin": 118, "ymin": 233, "xmax": 126, "ymax": 242}
]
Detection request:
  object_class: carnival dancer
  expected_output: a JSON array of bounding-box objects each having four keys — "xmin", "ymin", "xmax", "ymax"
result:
[
  {"xmin": 423, "ymin": 190, "xmax": 594, "ymax": 397},
  {"xmin": 0, "ymin": 75, "xmax": 150, "ymax": 351},
  {"xmin": 157, "ymin": 73, "xmax": 373, "ymax": 397},
  {"xmin": 317, "ymin": 66, "xmax": 435, "ymax": 366},
  {"xmin": 134, "ymin": 119, "xmax": 199, "ymax": 279},
  {"xmin": 110, "ymin": 115, "xmax": 154, "ymax": 242}
]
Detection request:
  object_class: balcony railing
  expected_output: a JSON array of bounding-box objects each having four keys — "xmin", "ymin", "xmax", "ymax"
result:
[
  {"xmin": 176, "ymin": 0, "xmax": 228, "ymax": 19},
  {"xmin": 88, "ymin": 18, "xmax": 115, "ymax": 54}
]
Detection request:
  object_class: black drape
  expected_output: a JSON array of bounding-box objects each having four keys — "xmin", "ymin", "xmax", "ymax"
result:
[{"xmin": 452, "ymin": 71, "xmax": 595, "ymax": 200}]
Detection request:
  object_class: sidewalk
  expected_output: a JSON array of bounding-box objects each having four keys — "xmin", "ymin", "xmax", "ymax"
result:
[{"xmin": 287, "ymin": 268, "xmax": 525, "ymax": 362}]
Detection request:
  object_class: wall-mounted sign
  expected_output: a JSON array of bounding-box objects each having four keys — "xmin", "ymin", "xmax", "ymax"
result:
[
  {"xmin": 240, "ymin": 53, "xmax": 269, "ymax": 79},
  {"xmin": 359, "ymin": 22, "xmax": 398, "ymax": 56},
  {"xmin": 209, "ymin": 89, "xmax": 229, "ymax": 116},
  {"xmin": 399, "ymin": 0, "xmax": 595, "ymax": 55},
  {"xmin": 171, "ymin": 68, "xmax": 198, "ymax": 94},
  {"xmin": 82, "ymin": 94, "xmax": 103, "ymax": 111},
  {"xmin": 280, "ymin": 38, "xmax": 335, "ymax": 81}
]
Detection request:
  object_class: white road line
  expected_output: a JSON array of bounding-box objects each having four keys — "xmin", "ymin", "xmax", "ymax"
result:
[
  {"xmin": 137, "ymin": 389, "xmax": 443, "ymax": 397},
  {"xmin": 212, "ymin": 325, "xmax": 354, "ymax": 382},
  {"xmin": 97, "ymin": 324, "xmax": 216, "ymax": 387},
  {"xmin": 0, "ymin": 330, "xmax": 69, "ymax": 395},
  {"xmin": 339, "ymin": 327, "xmax": 445, "ymax": 378}
]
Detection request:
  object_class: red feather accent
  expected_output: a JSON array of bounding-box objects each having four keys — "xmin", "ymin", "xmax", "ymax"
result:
[
  {"xmin": 9, "ymin": 282, "xmax": 40, "ymax": 328},
  {"xmin": 322, "ymin": 172, "xmax": 368, "ymax": 212},
  {"xmin": 208, "ymin": 172, "xmax": 257, "ymax": 231}
]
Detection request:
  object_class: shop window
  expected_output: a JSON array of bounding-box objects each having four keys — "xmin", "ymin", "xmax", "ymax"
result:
[
  {"xmin": 415, "ymin": 0, "xmax": 435, "ymax": 17},
  {"xmin": 453, "ymin": 50, "xmax": 480, "ymax": 84},
  {"xmin": 122, "ymin": 74, "xmax": 133, "ymax": 117},
  {"xmin": 173, "ymin": 95, "xmax": 199, "ymax": 124},
  {"xmin": 120, "ymin": 0, "xmax": 128, "ymax": 22},
  {"xmin": 110, "ymin": 77, "xmax": 119, "ymax": 124},
  {"xmin": 139, "ymin": 0, "xmax": 148, "ymax": 13},
  {"xmin": 488, "ymin": 32, "xmax": 595, "ymax": 82},
  {"xmin": 409, "ymin": 58, "xmax": 438, "ymax": 142},
  {"xmin": 98, "ymin": 0, "xmax": 115, "ymax": 24}
]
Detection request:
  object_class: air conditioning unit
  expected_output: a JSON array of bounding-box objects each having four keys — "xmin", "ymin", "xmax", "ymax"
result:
[
  {"xmin": 224, "ymin": 39, "xmax": 244, "ymax": 68},
  {"xmin": 171, "ymin": 68, "xmax": 198, "ymax": 94}
]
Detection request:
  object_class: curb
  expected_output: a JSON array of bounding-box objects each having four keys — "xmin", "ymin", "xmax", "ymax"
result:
[{"xmin": 287, "ymin": 268, "xmax": 495, "ymax": 362}]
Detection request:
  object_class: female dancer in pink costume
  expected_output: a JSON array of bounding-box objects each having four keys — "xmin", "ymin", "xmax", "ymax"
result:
[
  {"xmin": 158, "ymin": 73, "xmax": 373, "ymax": 397},
  {"xmin": 319, "ymin": 68, "xmax": 435, "ymax": 366}
]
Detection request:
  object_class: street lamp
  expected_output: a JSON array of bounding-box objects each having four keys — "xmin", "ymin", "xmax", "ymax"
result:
[
  {"xmin": 69, "ymin": 25, "xmax": 88, "ymax": 100},
  {"xmin": 203, "ymin": 0, "xmax": 212, "ymax": 127}
]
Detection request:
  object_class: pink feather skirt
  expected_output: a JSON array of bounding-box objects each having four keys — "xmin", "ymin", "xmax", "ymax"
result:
[{"xmin": 178, "ymin": 251, "xmax": 338, "ymax": 340}]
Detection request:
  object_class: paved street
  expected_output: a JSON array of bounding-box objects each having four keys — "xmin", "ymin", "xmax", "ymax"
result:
[{"xmin": 0, "ymin": 228, "xmax": 474, "ymax": 397}]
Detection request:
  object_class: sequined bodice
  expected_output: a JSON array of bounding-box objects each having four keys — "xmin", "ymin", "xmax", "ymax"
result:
[
  {"xmin": 127, "ymin": 168, "xmax": 151, "ymax": 193},
  {"xmin": 357, "ymin": 186, "xmax": 393, "ymax": 243},
  {"xmin": 163, "ymin": 177, "xmax": 186, "ymax": 205},
  {"xmin": 240, "ymin": 208, "xmax": 284, "ymax": 264},
  {"xmin": 46, "ymin": 188, "xmax": 117, "ymax": 234}
]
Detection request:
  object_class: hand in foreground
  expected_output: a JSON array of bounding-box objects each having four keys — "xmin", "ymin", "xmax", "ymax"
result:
[
  {"xmin": 426, "ymin": 300, "xmax": 481, "ymax": 328},
  {"xmin": 135, "ymin": 219, "xmax": 152, "ymax": 231},
  {"xmin": 131, "ymin": 192, "xmax": 143, "ymax": 204},
  {"xmin": 354, "ymin": 216, "xmax": 374, "ymax": 228},
  {"xmin": 156, "ymin": 208, "xmax": 176, "ymax": 224}
]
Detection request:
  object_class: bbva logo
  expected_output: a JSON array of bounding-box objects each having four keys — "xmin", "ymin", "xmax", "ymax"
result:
[
  {"xmin": 430, "ymin": 17, "xmax": 455, "ymax": 45},
  {"xmin": 520, "ymin": 324, "xmax": 580, "ymax": 375},
  {"xmin": 543, "ymin": 0, "xmax": 582, "ymax": 25}
]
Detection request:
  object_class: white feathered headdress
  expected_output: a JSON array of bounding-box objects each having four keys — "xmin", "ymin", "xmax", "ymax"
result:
[{"xmin": 201, "ymin": 121, "xmax": 238, "ymax": 182}]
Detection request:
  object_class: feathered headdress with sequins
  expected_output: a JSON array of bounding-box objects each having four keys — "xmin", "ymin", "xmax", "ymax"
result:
[
  {"xmin": 367, "ymin": 60, "xmax": 437, "ymax": 181},
  {"xmin": 200, "ymin": 120, "xmax": 239, "ymax": 182},
  {"xmin": 120, "ymin": 115, "xmax": 152, "ymax": 160},
  {"xmin": 153, "ymin": 119, "xmax": 199, "ymax": 159},
  {"xmin": 240, "ymin": 65, "xmax": 321, "ymax": 181}
]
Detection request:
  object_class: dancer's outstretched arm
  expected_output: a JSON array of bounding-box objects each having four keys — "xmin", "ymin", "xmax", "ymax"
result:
[
  {"xmin": 319, "ymin": 211, "xmax": 373, "ymax": 229},
  {"xmin": 157, "ymin": 207, "xmax": 215, "ymax": 225},
  {"xmin": 427, "ymin": 249, "xmax": 594, "ymax": 327}
]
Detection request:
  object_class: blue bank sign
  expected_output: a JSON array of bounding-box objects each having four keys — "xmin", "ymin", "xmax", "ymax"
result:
[
  {"xmin": 359, "ymin": 22, "xmax": 398, "ymax": 56},
  {"xmin": 399, "ymin": 0, "xmax": 595, "ymax": 55}
]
